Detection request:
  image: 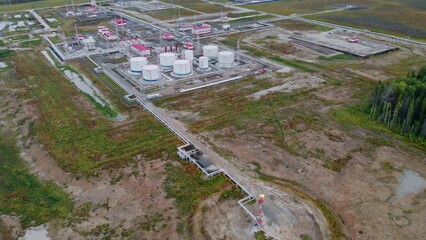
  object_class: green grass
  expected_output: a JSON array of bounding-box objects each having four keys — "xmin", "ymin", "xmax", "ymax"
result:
[
  {"xmin": 0, "ymin": 0, "xmax": 89, "ymax": 12},
  {"xmin": 146, "ymin": 8, "xmax": 196, "ymax": 20},
  {"xmin": 164, "ymin": 162, "xmax": 229, "ymax": 235},
  {"xmin": 318, "ymin": 54, "xmax": 359, "ymax": 61},
  {"xmin": 0, "ymin": 138, "xmax": 73, "ymax": 228},
  {"xmin": 270, "ymin": 56, "xmax": 317, "ymax": 72},
  {"xmin": 164, "ymin": 162, "xmax": 228, "ymax": 216},
  {"xmin": 161, "ymin": 0, "xmax": 232, "ymax": 13},
  {"xmin": 0, "ymin": 49, "xmax": 13, "ymax": 58},
  {"xmin": 47, "ymin": 35, "xmax": 63, "ymax": 44},
  {"xmin": 255, "ymin": 230, "xmax": 273, "ymax": 240},
  {"xmin": 228, "ymin": 14, "xmax": 275, "ymax": 24},
  {"xmin": 331, "ymin": 107, "xmax": 392, "ymax": 134},
  {"xmin": 305, "ymin": 1, "xmax": 426, "ymax": 40},
  {"xmin": 273, "ymin": 19, "xmax": 333, "ymax": 31},
  {"xmin": 227, "ymin": 11, "xmax": 259, "ymax": 18},
  {"xmin": 300, "ymin": 233, "xmax": 313, "ymax": 240},
  {"xmin": 19, "ymin": 38, "xmax": 42, "ymax": 47},
  {"xmin": 15, "ymin": 51, "xmax": 181, "ymax": 175}
]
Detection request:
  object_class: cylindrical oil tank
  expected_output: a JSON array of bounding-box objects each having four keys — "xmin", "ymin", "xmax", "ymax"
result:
[
  {"xmin": 142, "ymin": 65, "xmax": 160, "ymax": 81},
  {"xmin": 159, "ymin": 52, "xmax": 176, "ymax": 67},
  {"xmin": 199, "ymin": 56, "xmax": 209, "ymax": 70},
  {"xmin": 202, "ymin": 45, "xmax": 219, "ymax": 59},
  {"xmin": 173, "ymin": 59, "xmax": 191, "ymax": 76},
  {"xmin": 217, "ymin": 51, "xmax": 235, "ymax": 68},
  {"xmin": 130, "ymin": 57, "xmax": 148, "ymax": 73},
  {"xmin": 183, "ymin": 50, "xmax": 194, "ymax": 62}
]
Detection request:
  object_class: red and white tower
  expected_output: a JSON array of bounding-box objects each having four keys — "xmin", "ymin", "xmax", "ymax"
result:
[{"xmin": 255, "ymin": 194, "xmax": 265, "ymax": 227}]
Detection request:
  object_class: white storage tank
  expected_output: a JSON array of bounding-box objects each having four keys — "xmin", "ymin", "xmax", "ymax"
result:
[
  {"xmin": 217, "ymin": 51, "xmax": 235, "ymax": 68},
  {"xmin": 173, "ymin": 59, "xmax": 191, "ymax": 76},
  {"xmin": 202, "ymin": 45, "xmax": 219, "ymax": 59},
  {"xmin": 183, "ymin": 50, "xmax": 194, "ymax": 62},
  {"xmin": 159, "ymin": 52, "xmax": 176, "ymax": 68},
  {"xmin": 129, "ymin": 57, "xmax": 148, "ymax": 73},
  {"xmin": 142, "ymin": 65, "xmax": 160, "ymax": 81},
  {"xmin": 199, "ymin": 56, "xmax": 209, "ymax": 70}
]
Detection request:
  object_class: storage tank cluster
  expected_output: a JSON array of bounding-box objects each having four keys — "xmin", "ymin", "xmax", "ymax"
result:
[
  {"xmin": 128, "ymin": 56, "xmax": 160, "ymax": 82},
  {"xmin": 127, "ymin": 45, "xmax": 235, "ymax": 82}
]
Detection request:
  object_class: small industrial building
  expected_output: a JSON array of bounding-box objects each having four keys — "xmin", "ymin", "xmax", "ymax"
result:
[
  {"xmin": 131, "ymin": 44, "xmax": 151, "ymax": 56},
  {"xmin": 192, "ymin": 24, "xmax": 211, "ymax": 35},
  {"xmin": 82, "ymin": 36, "xmax": 96, "ymax": 50},
  {"xmin": 103, "ymin": 32, "xmax": 120, "ymax": 41},
  {"xmin": 112, "ymin": 18, "xmax": 126, "ymax": 26},
  {"xmin": 162, "ymin": 33, "xmax": 174, "ymax": 41}
]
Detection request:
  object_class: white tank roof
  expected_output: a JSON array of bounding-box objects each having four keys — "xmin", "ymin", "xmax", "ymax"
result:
[
  {"xmin": 131, "ymin": 56, "xmax": 147, "ymax": 61},
  {"xmin": 160, "ymin": 52, "xmax": 175, "ymax": 57},
  {"xmin": 143, "ymin": 64, "xmax": 159, "ymax": 70}
]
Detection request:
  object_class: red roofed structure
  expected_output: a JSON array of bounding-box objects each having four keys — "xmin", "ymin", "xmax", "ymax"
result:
[{"xmin": 131, "ymin": 44, "xmax": 151, "ymax": 56}]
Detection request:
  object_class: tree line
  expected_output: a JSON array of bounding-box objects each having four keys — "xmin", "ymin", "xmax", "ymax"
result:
[{"xmin": 366, "ymin": 66, "xmax": 426, "ymax": 142}]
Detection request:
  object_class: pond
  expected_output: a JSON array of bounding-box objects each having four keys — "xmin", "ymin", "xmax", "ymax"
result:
[
  {"xmin": 19, "ymin": 224, "xmax": 50, "ymax": 240},
  {"xmin": 395, "ymin": 169, "xmax": 426, "ymax": 198}
]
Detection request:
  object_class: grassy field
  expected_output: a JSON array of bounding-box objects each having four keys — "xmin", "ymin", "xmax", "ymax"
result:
[
  {"xmin": 164, "ymin": 162, "xmax": 229, "ymax": 235},
  {"xmin": 19, "ymin": 38, "xmax": 42, "ymax": 47},
  {"xmin": 308, "ymin": 9, "xmax": 426, "ymax": 40},
  {"xmin": 272, "ymin": 19, "xmax": 332, "ymax": 31},
  {"xmin": 228, "ymin": 14, "xmax": 275, "ymax": 24},
  {"xmin": 0, "ymin": 137, "xmax": 72, "ymax": 228},
  {"xmin": 146, "ymin": 8, "xmax": 196, "ymax": 20},
  {"xmin": 155, "ymin": 76, "xmax": 320, "ymax": 145},
  {"xmin": 240, "ymin": 0, "xmax": 426, "ymax": 40},
  {"xmin": 0, "ymin": 0, "xmax": 88, "ymax": 12},
  {"xmin": 15, "ymin": 51, "xmax": 181, "ymax": 175},
  {"xmin": 318, "ymin": 54, "xmax": 359, "ymax": 61},
  {"xmin": 160, "ymin": 0, "xmax": 233, "ymax": 14}
]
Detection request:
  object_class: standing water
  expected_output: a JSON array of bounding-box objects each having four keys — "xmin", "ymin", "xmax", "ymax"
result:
[
  {"xmin": 395, "ymin": 169, "xmax": 426, "ymax": 198},
  {"xmin": 19, "ymin": 224, "xmax": 50, "ymax": 240}
]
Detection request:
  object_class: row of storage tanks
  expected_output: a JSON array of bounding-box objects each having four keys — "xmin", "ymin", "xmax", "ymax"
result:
[
  {"xmin": 203, "ymin": 45, "xmax": 235, "ymax": 68},
  {"xmin": 129, "ymin": 45, "xmax": 235, "ymax": 81}
]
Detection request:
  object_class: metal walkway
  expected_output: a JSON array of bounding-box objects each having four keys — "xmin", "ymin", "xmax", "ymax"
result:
[{"xmin": 97, "ymin": 60, "xmax": 258, "ymax": 221}]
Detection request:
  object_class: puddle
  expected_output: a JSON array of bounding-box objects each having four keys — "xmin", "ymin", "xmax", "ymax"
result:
[
  {"xmin": 63, "ymin": 70, "xmax": 126, "ymax": 121},
  {"xmin": 64, "ymin": 70, "xmax": 108, "ymax": 107},
  {"xmin": 395, "ymin": 169, "xmax": 426, "ymax": 198},
  {"xmin": 46, "ymin": 17, "xmax": 57, "ymax": 22},
  {"xmin": 0, "ymin": 62, "xmax": 7, "ymax": 68},
  {"xmin": 112, "ymin": 113, "xmax": 128, "ymax": 122},
  {"xmin": 19, "ymin": 224, "xmax": 50, "ymax": 240},
  {"xmin": 0, "ymin": 21, "xmax": 8, "ymax": 31}
]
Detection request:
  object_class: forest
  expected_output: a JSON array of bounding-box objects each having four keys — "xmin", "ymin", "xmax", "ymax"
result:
[{"xmin": 367, "ymin": 66, "xmax": 426, "ymax": 143}]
